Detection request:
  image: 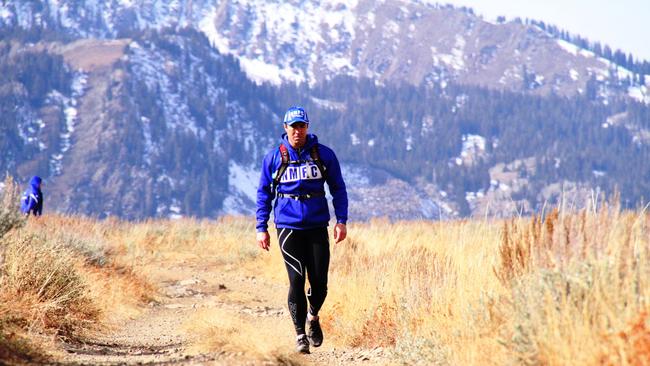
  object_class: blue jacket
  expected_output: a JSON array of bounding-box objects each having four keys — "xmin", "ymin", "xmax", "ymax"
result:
[
  {"xmin": 21, "ymin": 176, "xmax": 43, "ymax": 216},
  {"xmin": 256, "ymin": 134, "xmax": 348, "ymax": 232}
]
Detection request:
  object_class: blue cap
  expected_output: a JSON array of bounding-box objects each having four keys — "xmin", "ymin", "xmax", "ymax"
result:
[{"xmin": 283, "ymin": 106, "xmax": 309, "ymax": 125}]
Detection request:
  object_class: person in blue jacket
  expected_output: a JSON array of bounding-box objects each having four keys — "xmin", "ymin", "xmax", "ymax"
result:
[
  {"xmin": 20, "ymin": 176, "xmax": 44, "ymax": 217},
  {"xmin": 256, "ymin": 106, "xmax": 348, "ymax": 354}
]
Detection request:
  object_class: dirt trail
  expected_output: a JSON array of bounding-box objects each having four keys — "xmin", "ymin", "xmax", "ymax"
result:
[{"xmin": 58, "ymin": 257, "xmax": 390, "ymax": 366}]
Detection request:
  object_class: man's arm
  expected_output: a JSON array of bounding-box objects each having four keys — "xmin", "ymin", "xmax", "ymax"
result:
[
  {"xmin": 324, "ymin": 146, "xmax": 348, "ymax": 242},
  {"xmin": 256, "ymin": 151, "xmax": 276, "ymax": 248}
]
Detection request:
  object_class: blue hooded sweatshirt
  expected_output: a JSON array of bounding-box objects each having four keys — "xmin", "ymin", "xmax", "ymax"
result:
[
  {"xmin": 256, "ymin": 134, "xmax": 348, "ymax": 232},
  {"xmin": 21, "ymin": 176, "xmax": 43, "ymax": 216}
]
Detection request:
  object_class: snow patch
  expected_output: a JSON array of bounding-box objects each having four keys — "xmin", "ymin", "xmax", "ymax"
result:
[
  {"xmin": 383, "ymin": 20, "xmax": 400, "ymax": 35},
  {"xmin": 50, "ymin": 72, "xmax": 87, "ymax": 176},
  {"xmin": 169, "ymin": 200, "xmax": 182, "ymax": 220},
  {"xmin": 141, "ymin": 116, "xmax": 153, "ymax": 165},
  {"xmin": 229, "ymin": 161, "xmax": 259, "ymax": 201},
  {"xmin": 340, "ymin": 163, "xmax": 370, "ymax": 186},
  {"xmin": 238, "ymin": 57, "xmax": 284, "ymax": 86},
  {"xmin": 327, "ymin": 56, "xmax": 355, "ymax": 72},
  {"xmin": 461, "ymin": 134, "xmax": 485, "ymax": 155},
  {"xmin": 629, "ymin": 85, "xmax": 650, "ymax": 104},
  {"xmin": 436, "ymin": 35, "xmax": 466, "ymax": 71},
  {"xmin": 405, "ymin": 136, "xmax": 413, "ymax": 151},
  {"xmin": 365, "ymin": 12, "xmax": 375, "ymax": 28},
  {"xmin": 0, "ymin": 4, "xmax": 13, "ymax": 23},
  {"xmin": 221, "ymin": 161, "xmax": 259, "ymax": 215},
  {"xmin": 499, "ymin": 65, "xmax": 523, "ymax": 84},
  {"xmin": 580, "ymin": 49, "xmax": 595, "ymax": 58},
  {"xmin": 466, "ymin": 191, "xmax": 482, "ymax": 201},
  {"xmin": 613, "ymin": 65, "xmax": 634, "ymax": 81},
  {"xmin": 198, "ymin": 5, "xmax": 230, "ymax": 54},
  {"xmin": 455, "ymin": 94, "xmax": 468, "ymax": 109},
  {"xmin": 194, "ymin": 1, "xmax": 359, "ymax": 85},
  {"xmin": 310, "ymin": 96, "xmax": 345, "ymax": 110},
  {"xmin": 421, "ymin": 115, "xmax": 434, "ymax": 135},
  {"xmin": 557, "ymin": 39, "xmax": 580, "ymax": 56},
  {"xmin": 408, "ymin": 23, "xmax": 415, "ymax": 38}
]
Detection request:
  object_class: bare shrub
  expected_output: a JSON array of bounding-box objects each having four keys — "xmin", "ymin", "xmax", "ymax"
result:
[{"xmin": 1, "ymin": 232, "xmax": 98, "ymax": 336}]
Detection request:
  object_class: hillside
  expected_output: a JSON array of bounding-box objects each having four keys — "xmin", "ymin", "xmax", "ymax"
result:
[
  {"xmin": 0, "ymin": 1, "xmax": 649, "ymax": 219},
  {"xmin": 3, "ymin": 1, "xmax": 647, "ymax": 100}
]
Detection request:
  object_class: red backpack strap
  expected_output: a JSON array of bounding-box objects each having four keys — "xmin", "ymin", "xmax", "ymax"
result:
[{"xmin": 272, "ymin": 144, "xmax": 290, "ymax": 194}]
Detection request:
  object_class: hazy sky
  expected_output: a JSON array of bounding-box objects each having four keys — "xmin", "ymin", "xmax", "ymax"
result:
[{"xmin": 437, "ymin": 0, "xmax": 650, "ymax": 62}]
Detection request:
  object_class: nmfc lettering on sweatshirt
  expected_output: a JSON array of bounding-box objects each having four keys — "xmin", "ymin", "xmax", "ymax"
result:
[{"xmin": 280, "ymin": 164, "xmax": 323, "ymax": 183}]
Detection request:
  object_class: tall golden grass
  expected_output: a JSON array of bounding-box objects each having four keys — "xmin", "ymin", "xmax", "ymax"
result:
[
  {"xmin": 168, "ymin": 202, "xmax": 650, "ymax": 365},
  {"xmin": 317, "ymin": 203, "xmax": 650, "ymax": 365},
  {"xmin": 1, "ymin": 173, "xmax": 648, "ymax": 366},
  {"xmin": 0, "ymin": 177, "xmax": 153, "ymax": 364}
]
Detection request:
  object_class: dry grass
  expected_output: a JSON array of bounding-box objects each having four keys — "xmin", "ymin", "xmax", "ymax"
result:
[
  {"xmin": 2, "ymin": 177, "xmax": 649, "ymax": 366},
  {"xmin": 188, "ymin": 203, "xmax": 647, "ymax": 365},
  {"xmin": 313, "ymin": 203, "xmax": 650, "ymax": 365},
  {"xmin": 0, "ymin": 179, "xmax": 155, "ymax": 363},
  {"xmin": 57, "ymin": 38, "xmax": 129, "ymax": 71},
  {"xmin": 187, "ymin": 307, "xmax": 304, "ymax": 365},
  {"xmin": 75, "ymin": 203, "xmax": 650, "ymax": 365}
]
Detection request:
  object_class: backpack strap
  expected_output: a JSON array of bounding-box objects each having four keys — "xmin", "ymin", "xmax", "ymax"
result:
[
  {"xmin": 272, "ymin": 144, "xmax": 290, "ymax": 194},
  {"xmin": 310, "ymin": 145, "xmax": 327, "ymax": 180},
  {"xmin": 272, "ymin": 144, "xmax": 327, "ymax": 195}
]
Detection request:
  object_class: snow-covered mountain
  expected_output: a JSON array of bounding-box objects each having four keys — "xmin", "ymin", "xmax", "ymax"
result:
[
  {"xmin": 2, "ymin": 0, "xmax": 648, "ymax": 101},
  {"xmin": 1, "ymin": 1, "xmax": 649, "ymax": 220},
  {"xmin": 2, "ymin": 30, "xmax": 279, "ymax": 218}
]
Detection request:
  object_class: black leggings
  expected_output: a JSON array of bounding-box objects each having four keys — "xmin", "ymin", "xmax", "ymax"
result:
[{"xmin": 277, "ymin": 227, "xmax": 330, "ymax": 335}]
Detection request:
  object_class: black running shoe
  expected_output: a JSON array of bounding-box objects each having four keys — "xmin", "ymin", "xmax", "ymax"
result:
[
  {"xmin": 307, "ymin": 318, "xmax": 323, "ymax": 347},
  {"xmin": 296, "ymin": 334, "xmax": 310, "ymax": 354}
]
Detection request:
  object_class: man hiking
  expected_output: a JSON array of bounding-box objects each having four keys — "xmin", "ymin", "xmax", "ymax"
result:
[
  {"xmin": 20, "ymin": 176, "xmax": 44, "ymax": 217},
  {"xmin": 256, "ymin": 106, "xmax": 348, "ymax": 354}
]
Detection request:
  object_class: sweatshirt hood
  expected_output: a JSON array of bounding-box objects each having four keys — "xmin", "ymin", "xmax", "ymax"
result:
[{"xmin": 30, "ymin": 176, "xmax": 42, "ymax": 190}]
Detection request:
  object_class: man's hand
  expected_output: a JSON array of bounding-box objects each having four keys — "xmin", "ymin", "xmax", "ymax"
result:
[
  {"xmin": 333, "ymin": 223, "xmax": 347, "ymax": 243},
  {"xmin": 257, "ymin": 231, "xmax": 271, "ymax": 251}
]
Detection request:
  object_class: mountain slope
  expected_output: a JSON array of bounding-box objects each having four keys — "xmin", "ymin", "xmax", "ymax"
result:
[
  {"xmin": 2, "ymin": 29, "xmax": 283, "ymax": 218},
  {"xmin": 2, "ymin": 1, "xmax": 648, "ymax": 102},
  {"xmin": 1, "ymin": 1, "xmax": 649, "ymax": 219}
]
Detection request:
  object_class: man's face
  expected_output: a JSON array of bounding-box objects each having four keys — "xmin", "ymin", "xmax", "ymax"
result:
[{"xmin": 284, "ymin": 122, "xmax": 308, "ymax": 148}]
